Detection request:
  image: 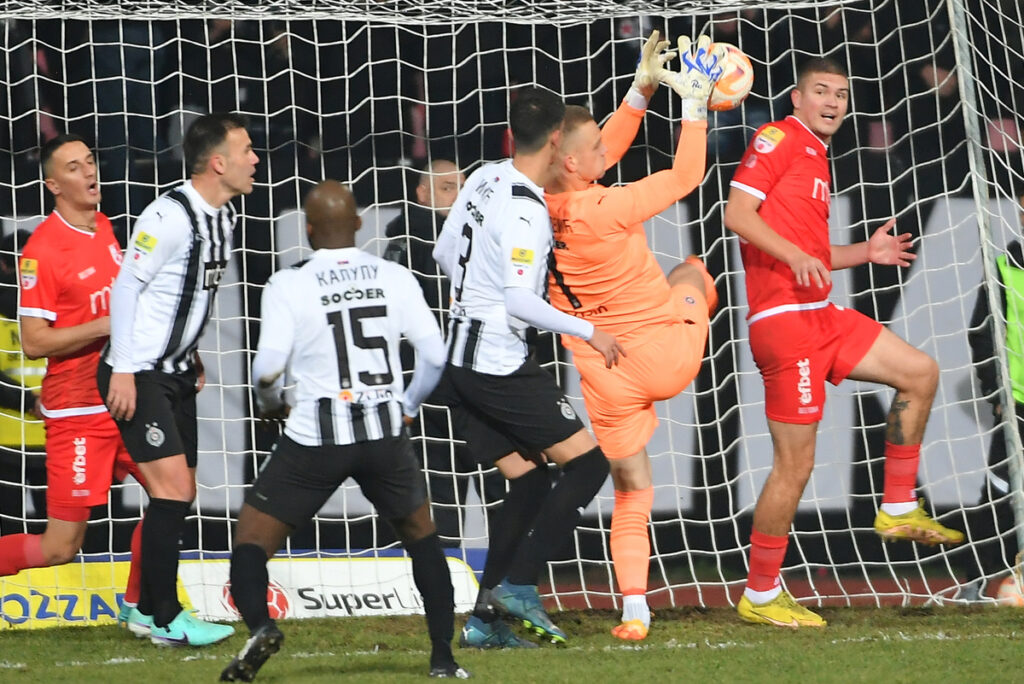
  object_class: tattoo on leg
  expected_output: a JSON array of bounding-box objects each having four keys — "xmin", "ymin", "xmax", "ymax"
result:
[{"xmin": 886, "ymin": 398, "xmax": 910, "ymax": 444}]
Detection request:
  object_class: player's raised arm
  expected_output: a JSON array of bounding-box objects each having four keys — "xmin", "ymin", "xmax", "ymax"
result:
[
  {"xmin": 588, "ymin": 33, "xmax": 723, "ymax": 227},
  {"xmin": 601, "ymin": 30, "xmax": 674, "ymax": 169}
]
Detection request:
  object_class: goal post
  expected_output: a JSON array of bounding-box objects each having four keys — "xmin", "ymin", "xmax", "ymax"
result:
[{"xmin": 0, "ymin": 0, "xmax": 1022, "ymax": 626}]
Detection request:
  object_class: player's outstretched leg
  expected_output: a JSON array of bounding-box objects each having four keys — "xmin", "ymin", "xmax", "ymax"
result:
[
  {"xmin": 491, "ymin": 580, "xmax": 567, "ymax": 644},
  {"xmin": 874, "ymin": 498, "xmax": 964, "ymax": 545},
  {"xmin": 609, "ymin": 486, "xmax": 654, "ymax": 641},
  {"xmin": 875, "ymin": 444, "xmax": 963, "ymax": 546},
  {"xmin": 461, "ymin": 465, "xmax": 549, "ymax": 650},
  {"xmin": 867, "ymin": 344, "xmax": 962, "ymax": 546},
  {"xmin": 221, "ymin": 621, "xmax": 284, "ymax": 682},
  {"xmin": 460, "ymin": 612, "xmax": 539, "ymax": 650},
  {"xmin": 493, "ymin": 446, "xmax": 609, "ymax": 644}
]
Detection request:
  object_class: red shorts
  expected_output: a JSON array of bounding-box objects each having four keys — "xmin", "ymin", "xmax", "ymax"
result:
[
  {"xmin": 748, "ymin": 303, "xmax": 882, "ymax": 424},
  {"xmin": 45, "ymin": 413, "xmax": 141, "ymax": 521},
  {"xmin": 572, "ymin": 281, "xmax": 708, "ymax": 459}
]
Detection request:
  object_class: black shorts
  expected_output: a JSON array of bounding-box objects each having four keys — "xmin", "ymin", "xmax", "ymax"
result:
[
  {"xmin": 431, "ymin": 358, "xmax": 584, "ymax": 465},
  {"xmin": 97, "ymin": 364, "xmax": 198, "ymax": 467},
  {"xmin": 245, "ymin": 434, "xmax": 427, "ymax": 528}
]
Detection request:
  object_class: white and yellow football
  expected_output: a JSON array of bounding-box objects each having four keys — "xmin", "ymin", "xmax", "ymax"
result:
[
  {"xmin": 996, "ymin": 574, "xmax": 1024, "ymax": 606},
  {"xmin": 709, "ymin": 42, "xmax": 754, "ymax": 111}
]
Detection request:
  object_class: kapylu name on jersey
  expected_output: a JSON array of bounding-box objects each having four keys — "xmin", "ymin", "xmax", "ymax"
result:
[{"xmin": 315, "ymin": 264, "xmax": 378, "ymax": 286}]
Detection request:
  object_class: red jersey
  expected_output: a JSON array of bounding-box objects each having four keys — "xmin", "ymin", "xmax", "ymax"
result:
[
  {"xmin": 18, "ymin": 211, "xmax": 123, "ymax": 415},
  {"xmin": 546, "ymin": 103, "xmax": 707, "ymax": 346},
  {"xmin": 730, "ymin": 115, "xmax": 833, "ymax": 317}
]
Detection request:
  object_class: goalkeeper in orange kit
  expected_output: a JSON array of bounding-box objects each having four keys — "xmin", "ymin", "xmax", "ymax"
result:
[{"xmin": 545, "ymin": 32, "xmax": 725, "ymax": 640}]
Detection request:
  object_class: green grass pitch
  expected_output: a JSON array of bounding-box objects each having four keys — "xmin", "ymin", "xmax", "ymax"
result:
[{"xmin": 2, "ymin": 606, "xmax": 1023, "ymax": 683}]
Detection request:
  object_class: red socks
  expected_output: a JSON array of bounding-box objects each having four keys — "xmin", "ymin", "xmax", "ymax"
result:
[
  {"xmin": 882, "ymin": 442, "xmax": 920, "ymax": 504},
  {"xmin": 124, "ymin": 518, "xmax": 144, "ymax": 604},
  {"xmin": 746, "ymin": 530, "xmax": 788, "ymax": 592},
  {"xmin": 0, "ymin": 533, "xmax": 45, "ymax": 577}
]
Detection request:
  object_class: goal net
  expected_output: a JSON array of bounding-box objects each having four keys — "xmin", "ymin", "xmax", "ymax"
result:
[{"xmin": 1, "ymin": 0, "xmax": 1023, "ymax": 625}]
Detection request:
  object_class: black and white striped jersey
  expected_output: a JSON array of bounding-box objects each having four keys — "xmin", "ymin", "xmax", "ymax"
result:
[
  {"xmin": 106, "ymin": 181, "xmax": 235, "ymax": 375},
  {"xmin": 259, "ymin": 247, "xmax": 440, "ymax": 447},
  {"xmin": 433, "ymin": 159, "xmax": 552, "ymax": 375}
]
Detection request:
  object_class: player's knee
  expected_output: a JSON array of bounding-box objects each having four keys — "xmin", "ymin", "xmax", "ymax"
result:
[
  {"xmin": 895, "ymin": 351, "xmax": 939, "ymax": 398},
  {"xmin": 666, "ymin": 263, "xmax": 703, "ymax": 291},
  {"xmin": 45, "ymin": 540, "xmax": 81, "ymax": 566},
  {"xmin": 563, "ymin": 446, "xmax": 610, "ymax": 500},
  {"xmin": 773, "ymin": 447, "xmax": 815, "ymax": 484},
  {"xmin": 391, "ymin": 502, "xmax": 437, "ymax": 545},
  {"xmin": 609, "ymin": 452, "xmax": 652, "ymax": 491},
  {"xmin": 915, "ymin": 355, "xmax": 940, "ymax": 394}
]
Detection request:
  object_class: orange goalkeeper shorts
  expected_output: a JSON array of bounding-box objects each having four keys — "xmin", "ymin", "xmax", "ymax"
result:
[{"xmin": 572, "ymin": 281, "xmax": 709, "ymax": 459}]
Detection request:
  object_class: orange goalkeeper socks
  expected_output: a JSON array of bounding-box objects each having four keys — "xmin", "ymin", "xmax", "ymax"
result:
[
  {"xmin": 882, "ymin": 442, "xmax": 920, "ymax": 504},
  {"xmin": 610, "ymin": 487, "xmax": 654, "ymax": 596}
]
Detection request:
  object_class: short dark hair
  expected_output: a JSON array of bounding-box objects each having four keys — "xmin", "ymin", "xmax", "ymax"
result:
[
  {"xmin": 796, "ymin": 57, "xmax": 849, "ymax": 89},
  {"xmin": 40, "ymin": 133, "xmax": 89, "ymax": 178},
  {"xmin": 183, "ymin": 112, "xmax": 249, "ymax": 175},
  {"xmin": 562, "ymin": 105, "xmax": 596, "ymax": 138},
  {"xmin": 509, "ymin": 87, "xmax": 566, "ymax": 155}
]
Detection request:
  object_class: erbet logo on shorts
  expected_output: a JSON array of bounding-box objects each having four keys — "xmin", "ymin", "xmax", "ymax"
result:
[
  {"xmin": 145, "ymin": 422, "xmax": 165, "ymax": 447},
  {"xmin": 72, "ymin": 436, "xmax": 88, "ymax": 485},
  {"xmin": 797, "ymin": 358, "xmax": 813, "ymax": 405}
]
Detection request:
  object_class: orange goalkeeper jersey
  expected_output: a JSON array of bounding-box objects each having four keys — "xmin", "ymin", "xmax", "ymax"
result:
[{"xmin": 546, "ymin": 103, "xmax": 708, "ymax": 348}]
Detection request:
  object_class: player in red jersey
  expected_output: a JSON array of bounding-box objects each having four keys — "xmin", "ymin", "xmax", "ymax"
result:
[
  {"xmin": 0, "ymin": 134, "xmax": 147, "ymax": 629},
  {"xmin": 545, "ymin": 32, "xmax": 721, "ymax": 641},
  {"xmin": 723, "ymin": 58, "xmax": 963, "ymax": 628}
]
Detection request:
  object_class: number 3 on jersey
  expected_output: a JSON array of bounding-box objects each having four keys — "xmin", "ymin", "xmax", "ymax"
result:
[
  {"xmin": 326, "ymin": 306, "xmax": 394, "ymax": 389},
  {"xmin": 453, "ymin": 223, "xmax": 473, "ymax": 302}
]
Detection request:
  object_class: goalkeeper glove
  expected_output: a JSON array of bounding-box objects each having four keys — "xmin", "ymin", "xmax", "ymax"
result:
[
  {"xmin": 658, "ymin": 34, "xmax": 726, "ymax": 121},
  {"xmin": 627, "ymin": 30, "xmax": 673, "ymax": 106}
]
